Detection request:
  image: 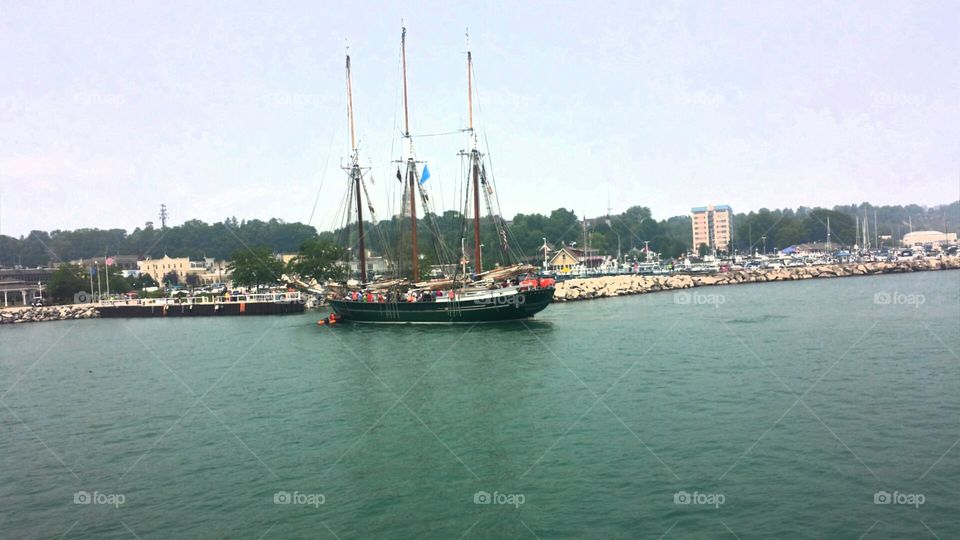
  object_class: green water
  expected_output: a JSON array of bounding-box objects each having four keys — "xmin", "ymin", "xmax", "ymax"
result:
[{"xmin": 1, "ymin": 271, "xmax": 958, "ymax": 539}]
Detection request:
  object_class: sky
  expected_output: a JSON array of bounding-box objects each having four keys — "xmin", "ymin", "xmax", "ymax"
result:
[{"xmin": 1, "ymin": 0, "xmax": 958, "ymax": 238}]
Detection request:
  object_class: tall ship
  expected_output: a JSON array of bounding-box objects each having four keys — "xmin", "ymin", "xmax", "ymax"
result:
[{"xmin": 326, "ymin": 28, "xmax": 554, "ymax": 323}]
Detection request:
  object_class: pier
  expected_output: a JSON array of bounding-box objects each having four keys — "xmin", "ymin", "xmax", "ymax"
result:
[{"xmin": 96, "ymin": 291, "xmax": 306, "ymax": 318}]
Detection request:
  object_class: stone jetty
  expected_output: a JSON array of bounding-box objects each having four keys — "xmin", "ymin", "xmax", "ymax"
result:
[
  {"xmin": 0, "ymin": 305, "xmax": 99, "ymax": 324},
  {"xmin": 552, "ymin": 258, "xmax": 960, "ymax": 302}
]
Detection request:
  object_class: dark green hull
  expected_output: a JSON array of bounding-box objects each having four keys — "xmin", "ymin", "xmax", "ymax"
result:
[{"xmin": 329, "ymin": 287, "xmax": 555, "ymax": 323}]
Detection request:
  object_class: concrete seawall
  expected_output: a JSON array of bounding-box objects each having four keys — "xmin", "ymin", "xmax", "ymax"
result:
[{"xmin": 552, "ymin": 258, "xmax": 960, "ymax": 302}]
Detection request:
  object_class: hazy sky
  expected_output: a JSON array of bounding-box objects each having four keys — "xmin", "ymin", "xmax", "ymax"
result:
[{"xmin": 1, "ymin": 0, "xmax": 957, "ymax": 237}]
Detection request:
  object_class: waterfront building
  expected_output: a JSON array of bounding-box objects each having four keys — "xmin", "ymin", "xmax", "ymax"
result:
[
  {"xmin": 138, "ymin": 255, "xmax": 204, "ymax": 285},
  {"xmin": 0, "ymin": 278, "xmax": 41, "ymax": 306},
  {"xmin": 691, "ymin": 204, "xmax": 733, "ymax": 253},
  {"xmin": 547, "ymin": 245, "xmax": 603, "ymax": 273},
  {"xmin": 0, "ymin": 267, "xmax": 55, "ymax": 285},
  {"xmin": 901, "ymin": 230, "xmax": 957, "ymax": 247},
  {"xmin": 346, "ymin": 255, "xmax": 393, "ymax": 278},
  {"xmin": 72, "ymin": 255, "xmax": 140, "ymax": 271}
]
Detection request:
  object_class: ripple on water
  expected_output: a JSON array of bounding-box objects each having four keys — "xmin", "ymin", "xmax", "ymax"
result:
[{"xmin": 1, "ymin": 272, "xmax": 958, "ymax": 538}]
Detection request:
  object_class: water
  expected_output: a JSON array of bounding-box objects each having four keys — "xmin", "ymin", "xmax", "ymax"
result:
[{"xmin": 1, "ymin": 271, "xmax": 958, "ymax": 539}]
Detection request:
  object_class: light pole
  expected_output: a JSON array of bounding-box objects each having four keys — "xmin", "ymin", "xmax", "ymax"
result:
[
  {"xmin": 541, "ymin": 237, "xmax": 548, "ymax": 269},
  {"xmin": 761, "ymin": 236, "xmax": 767, "ymax": 256}
]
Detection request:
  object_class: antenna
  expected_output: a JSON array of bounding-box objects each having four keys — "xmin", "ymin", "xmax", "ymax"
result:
[
  {"xmin": 606, "ymin": 181, "xmax": 612, "ymax": 218},
  {"xmin": 159, "ymin": 204, "xmax": 168, "ymax": 228}
]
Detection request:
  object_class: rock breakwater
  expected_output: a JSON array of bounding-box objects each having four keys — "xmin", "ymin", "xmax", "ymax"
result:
[
  {"xmin": 552, "ymin": 258, "xmax": 960, "ymax": 302},
  {"xmin": 0, "ymin": 305, "xmax": 99, "ymax": 324}
]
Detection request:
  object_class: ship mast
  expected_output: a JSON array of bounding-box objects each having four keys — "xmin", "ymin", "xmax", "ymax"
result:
[
  {"xmin": 346, "ymin": 53, "xmax": 366, "ymax": 283},
  {"xmin": 468, "ymin": 47, "xmax": 482, "ymax": 273},
  {"xmin": 401, "ymin": 27, "xmax": 420, "ymax": 282}
]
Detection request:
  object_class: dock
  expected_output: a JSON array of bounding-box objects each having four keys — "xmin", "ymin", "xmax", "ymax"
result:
[{"xmin": 96, "ymin": 292, "xmax": 306, "ymax": 318}]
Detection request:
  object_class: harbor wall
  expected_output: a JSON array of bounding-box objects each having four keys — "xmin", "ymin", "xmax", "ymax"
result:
[
  {"xmin": 1, "ymin": 297, "xmax": 316, "ymax": 325},
  {"xmin": 552, "ymin": 258, "xmax": 960, "ymax": 302},
  {"xmin": 2, "ymin": 259, "xmax": 957, "ymax": 321},
  {"xmin": 1, "ymin": 305, "xmax": 99, "ymax": 324}
]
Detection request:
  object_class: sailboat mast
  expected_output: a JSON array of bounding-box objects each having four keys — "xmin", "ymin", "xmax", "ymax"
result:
[
  {"xmin": 468, "ymin": 49, "xmax": 481, "ymax": 273},
  {"xmin": 347, "ymin": 55, "xmax": 357, "ymax": 151},
  {"xmin": 401, "ymin": 28, "xmax": 411, "ymax": 139},
  {"xmin": 346, "ymin": 54, "xmax": 366, "ymax": 283},
  {"xmin": 467, "ymin": 51, "xmax": 474, "ymax": 132},
  {"xmin": 401, "ymin": 27, "xmax": 419, "ymax": 281}
]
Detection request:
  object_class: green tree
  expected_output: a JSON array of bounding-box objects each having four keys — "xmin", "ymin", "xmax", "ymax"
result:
[
  {"xmin": 777, "ymin": 220, "xmax": 808, "ymax": 248},
  {"xmin": 47, "ymin": 264, "xmax": 88, "ymax": 304},
  {"xmin": 803, "ymin": 209, "xmax": 856, "ymax": 246},
  {"xmin": 545, "ymin": 208, "xmax": 580, "ymax": 245},
  {"xmin": 104, "ymin": 265, "xmax": 132, "ymax": 294},
  {"xmin": 697, "ymin": 243, "xmax": 710, "ymax": 257},
  {"xmin": 162, "ymin": 271, "xmax": 179, "ymax": 287},
  {"xmin": 288, "ymin": 238, "xmax": 347, "ymax": 283},
  {"xmin": 227, "ymin": 246, "xmax": 284, "ymax": 289},
  {"xmin": 131, "ymin": 273, "xmax": 158, "ymax": 290}
]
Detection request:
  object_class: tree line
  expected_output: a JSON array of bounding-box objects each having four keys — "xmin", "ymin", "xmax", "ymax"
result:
[
  {"xmin": 4, "ymin": 201, "xmax": 957, "ymax": 270},
  {"xmin": 1, "ymin": 218, "xmax": 317, "ymax": 268},
  {"xmin": 322, "ymin": 201, "xmax": 958, "ymax": 265}
]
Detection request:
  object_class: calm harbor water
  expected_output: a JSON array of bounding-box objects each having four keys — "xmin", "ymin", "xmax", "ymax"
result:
[{"xmin": 1, "ymin": 271, "xmax": 958, "ymax": 539}]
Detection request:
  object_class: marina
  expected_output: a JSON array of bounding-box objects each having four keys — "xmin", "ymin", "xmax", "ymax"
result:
[{"xmin": 1, "ymin": 3, "xmax": 957, "ymax": 539}]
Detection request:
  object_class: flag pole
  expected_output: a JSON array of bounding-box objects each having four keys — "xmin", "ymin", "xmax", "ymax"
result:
[{"xmin": 105, "ymin": 253, "xmax": 111, "ymax": 297}]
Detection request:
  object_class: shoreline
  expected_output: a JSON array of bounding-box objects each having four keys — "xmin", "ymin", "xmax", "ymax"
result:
[
  {"xmin": 552, "ymin": 258, "xmax": 960, "ymax": 302},
  {"xmin": 2, "ymin": 258, "xmax": 958, "ymax": 324}
]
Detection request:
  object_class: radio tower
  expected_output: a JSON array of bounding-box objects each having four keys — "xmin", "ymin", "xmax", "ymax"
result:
[{"xmin": 159, "ymin": 204, "xmax": 169, "ymax": 228}]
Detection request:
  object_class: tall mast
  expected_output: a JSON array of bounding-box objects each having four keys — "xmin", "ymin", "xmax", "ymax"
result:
[
  {"xmin": 467, "ymin": 50, "xmax": 474, "ymax": 133},
  {"xmin": 346, "ymin": 53, "xmax": 366, "ymax": 283},
  {"xmin": 401, "ymin": 27, "xmax": 419, "ymax": 281},
  {"xmin": 347, "ymin": 54, "xmax": 357, "ymax": 152},
  {"xmin": 468, "ymin": 48, "xmax": 481, "ymax": 273},
  {"xmin": 401, "ymin": 27, "xmax": 411, "ymax": 139}
]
